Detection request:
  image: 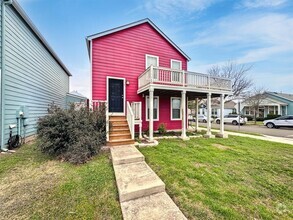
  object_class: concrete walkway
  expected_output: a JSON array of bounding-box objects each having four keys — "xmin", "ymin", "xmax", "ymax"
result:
[
  {"xmin": 192, "ymin": 127, "xmax": 293, "ymax": 145},
  {"xmin": 110, "ymin": 145, "xmax": 187, "ymax": 220}
]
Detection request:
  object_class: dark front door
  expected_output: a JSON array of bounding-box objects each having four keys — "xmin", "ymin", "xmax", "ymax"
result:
[{"xmin": 108, "ymin": 78, "xmax": 124, "ymax": 113}]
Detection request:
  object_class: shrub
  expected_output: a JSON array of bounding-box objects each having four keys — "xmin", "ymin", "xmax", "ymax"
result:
[
  {"xmin": 256, "ymin": 117, "xmax": 265, "ymax": 121},
  {"xmin": 158, "ymin": 123, "xmax": 167, "ymax": 135},
  {"xmin": 37, "ymin": 103, "xmax": 106, "ymax": 164},
  {"xmin": 243, "ymin": 115, "xmax": 253, "ymax": 121},
  {"xmin": 265, "ymin": 114, "xmax": 281, "ymax": 120}
]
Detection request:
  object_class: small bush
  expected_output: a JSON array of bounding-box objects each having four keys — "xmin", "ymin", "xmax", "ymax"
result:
[
  {"xmin": 256, "ymin": 117, "xmax": 265, "ymax": 121},
  {"xmin": 243, "ymin": 115, "xmax": 253, "ymax": 121},
  {"xmin": 265, "ymin": 114, "xmax": 280, "ymax": 120},
  {"xmin": 158, "ymin": 123, "xmax": 167, "ymax": 135},
  {"xmin": 37, "ymin": 103, "xmax": 106, "ymax": 164}
]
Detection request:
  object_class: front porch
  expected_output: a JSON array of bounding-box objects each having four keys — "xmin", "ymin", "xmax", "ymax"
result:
[{"xmin": 137, "ymin": 66, "xmax": 233, "ymax": 142}]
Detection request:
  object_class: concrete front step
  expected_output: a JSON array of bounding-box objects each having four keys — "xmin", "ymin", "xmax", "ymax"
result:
[
  {"xmin": 113, "ymin": 161, "xmax": 165, "ymax": 202},
  {"xmin": 121, "ymin": 192, "xmax": 187, "ymax": 220},
  {"xmin": 109, "ymin": 134, "xmax": 131, "ymax": 141},
  {"xmin": 107, "ymin": 139, "xmax": 135, "ymax": 146},
  {"xmin": 110, "ymin": 145, "xmax": 144, "ymax": 165}
]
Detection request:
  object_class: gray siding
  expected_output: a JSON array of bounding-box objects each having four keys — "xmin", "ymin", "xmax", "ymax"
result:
[{"xmin": 1, "ymin": 4, "xmax": 69, "ymax": 144}]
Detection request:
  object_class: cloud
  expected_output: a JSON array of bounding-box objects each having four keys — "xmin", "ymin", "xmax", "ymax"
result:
[
  {"xmin": 70, "ymin": 67, "xmax": 90, "ymax": 98},
  {"xmin": 184, "ymin": 12, "xmax": 293, "ymax": 65},
  {"xmin": 241, "ymin": 0, "xmax": 287, "ymax": 8},
  {"xmin": 144, "ymin": 0, "xmax": 218, "ymax": 16}
]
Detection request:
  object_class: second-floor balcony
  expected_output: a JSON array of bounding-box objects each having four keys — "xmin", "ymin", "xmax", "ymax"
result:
[{"xmin": 138, "ymin": 66, "xmax": 232, "ymax": 94}]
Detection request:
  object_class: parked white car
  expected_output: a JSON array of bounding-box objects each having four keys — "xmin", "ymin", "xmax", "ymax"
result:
[
  {"xmin": 215, "ymin": 115, "xmax": 247, "ymax": 125},
  {"xmin": 196, "ymin": 115, "xmax": 214, "ymax": 123},
  {"xmin": 263, "ymin": 115, "xmax": 293, "ymax": 128}
]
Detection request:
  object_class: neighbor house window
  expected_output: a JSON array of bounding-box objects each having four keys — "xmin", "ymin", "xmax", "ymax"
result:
[
  {"xmin": 146, "ymin": 96, "xmax": 159, "ymax": 121},
  {"xmin": 171, "ymin": 59, "xmax": 182, "ymax": 82},
  {"xmin": 212, "ymin": 108, "xmax": 217, "ymax": 116},
  {"xmin": 171, "ymin": 97, "xmax": 181, "ymax": 120}
]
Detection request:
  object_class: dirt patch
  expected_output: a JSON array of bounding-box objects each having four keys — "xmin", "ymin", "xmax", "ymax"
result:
[
  {"xmin": 194, "ymin": 162, "xmax": 208, "ymax": 168},
  {"xmin": 212, "ymin": 144, "xmax": 231, "ymax": 150},
  {"xmin": 0, "ymin": 160, "xmax": 63, "ymax": 220}
]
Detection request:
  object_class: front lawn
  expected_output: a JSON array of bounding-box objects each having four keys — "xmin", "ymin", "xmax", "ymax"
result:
[
  {"xmin": 140, "ymin": 136, "xmax": 293, "ymax": 219},
  {"xmin": 0, "ymin": 142, "xmax": 122, "ymax": 219}
]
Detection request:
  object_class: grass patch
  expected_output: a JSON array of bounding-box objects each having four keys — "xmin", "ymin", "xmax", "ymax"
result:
[
  {"xmin": 0, "ymin": 142, "xmax": 122, "ymax": 220},
  {"xmin": 140, "ymin": 136, "xmax": 293, "ymax": 219}
]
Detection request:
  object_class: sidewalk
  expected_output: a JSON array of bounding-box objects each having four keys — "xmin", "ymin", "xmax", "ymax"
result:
[
  {"xmin": 192, "ymin": 127, "xmax": 293, "ymax": 145},
  {"xmin": 110, "ymin": 145, "xmax": 187, "ymax": 220}
]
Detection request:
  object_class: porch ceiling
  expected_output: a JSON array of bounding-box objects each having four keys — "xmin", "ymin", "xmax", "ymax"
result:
[{"xmin": 140, "ymin": 89, "xmax": 224, "ymax": 99}]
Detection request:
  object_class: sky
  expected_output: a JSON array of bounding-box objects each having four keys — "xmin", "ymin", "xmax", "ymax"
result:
[{"xmin": 18, "ymin": 0, "xmax": 293, "ymax": 97}]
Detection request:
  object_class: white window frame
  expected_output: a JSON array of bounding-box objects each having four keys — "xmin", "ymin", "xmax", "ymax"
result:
[
  {"xmin": 170, "ymin": 59, "xmax": 182, "ymax": 70},
  {"xmin": 145, "ymin": 54, "xmax": 159, "ymax": 69},
  {"xmin": 170, "ymin": 97, "xmax": 182, "ymax": 120},
  {"xmin": 145, "ymin": 96, "xmax": 159, "ymax": 121}
]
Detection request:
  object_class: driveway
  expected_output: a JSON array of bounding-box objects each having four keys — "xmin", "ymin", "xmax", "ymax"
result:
[{"xmin": 197, "ymin": 123, "xmax": 293, "ymax": 139}]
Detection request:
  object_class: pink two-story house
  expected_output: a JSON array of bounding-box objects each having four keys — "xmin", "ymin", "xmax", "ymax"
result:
[{"xmin": 86, "ymin": 19, "xmax": 232, "ymax": 146}]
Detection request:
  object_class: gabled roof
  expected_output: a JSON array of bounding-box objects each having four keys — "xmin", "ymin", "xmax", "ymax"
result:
[
  {"xmin": 266, "ymin": 92, "xmax": 293, "ymax": 102},
  {"xmin": 11, "ymin": 0, "xmax": 72, "ymax": 76},
  {"xmin": 86, "ymin": 18, "xmax": 191, "ymax": 61}
]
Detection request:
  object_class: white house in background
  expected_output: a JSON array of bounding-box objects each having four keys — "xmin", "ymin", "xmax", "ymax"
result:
[{"xmin": 195, "ymin": 99, "xmax": 237, "ymax": 117}]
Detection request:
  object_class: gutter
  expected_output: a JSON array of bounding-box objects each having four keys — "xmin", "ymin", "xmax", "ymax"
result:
[{"xmin": 1, "ymin": 0, "xmax": 12, "ymax": 151}]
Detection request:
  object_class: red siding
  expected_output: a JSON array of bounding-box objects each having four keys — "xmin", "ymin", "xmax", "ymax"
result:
[{"xmin": 92, "ymin": 22, "xmax": 188, "ymax": 130}]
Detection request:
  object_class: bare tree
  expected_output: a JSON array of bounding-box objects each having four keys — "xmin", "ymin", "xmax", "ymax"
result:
[
  {"xmin": 208, "ymin": 61, "xmax": 253, "ymax": 98},
  {"xmin": 243, "ymin": 87, "xmax": 267, "ymax": 124}
]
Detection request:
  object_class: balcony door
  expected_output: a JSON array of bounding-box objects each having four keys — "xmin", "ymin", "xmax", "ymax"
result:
[{"xmin": 146, "ymin": 54, "xmax": 159, "ymax": 80}]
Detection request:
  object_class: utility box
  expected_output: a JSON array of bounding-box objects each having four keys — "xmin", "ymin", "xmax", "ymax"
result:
[{"xmin": 16, "ymin": 106, "xmax": 29, "ymax": 119}]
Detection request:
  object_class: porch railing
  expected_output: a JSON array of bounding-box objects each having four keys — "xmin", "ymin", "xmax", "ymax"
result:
[
  {"xmin": 126, "ymin": 101, "xmax": 135, "ymax": 140},
  {"xmin": 92, "ymin": 100, "xmax": 109, "ymax": 142},
  {"xmin": 138, "ymin": 65, "xmax": 232, "ymax": 91}
]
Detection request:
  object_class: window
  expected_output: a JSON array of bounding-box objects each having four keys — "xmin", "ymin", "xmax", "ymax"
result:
[
  {"xmin": 146, "ymin": 54, "xmax": 159, "ymax": 69},
  {"xmin": 171, "ymin": 60, "xmax": 182, "ymax": 70},
  {"xmin": 171, "ymin": 97, "xmax": 181, "ymax": 120},
  {"xmin": 146, "ymin": 96, "xmax": 159, "ymax": 121},
  {"xmin": 171, "ymin": 59, "xmax": 182, "ymax": 82},
  {"xmin": 212, "ymin": 108, "xmax": 217, "ymax": 115}
]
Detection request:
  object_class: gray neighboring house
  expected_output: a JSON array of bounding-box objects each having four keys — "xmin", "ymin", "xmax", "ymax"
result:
[
  {"xmin": 66, "ymin": 91, "xmax": 88, "ymax": 108},
  {"xmin": 0, "ymin": 0, "xmax": 72, "ymax": 151},
  {"xmin": 241, "ymin": 92, "xmax": 293, "ymax": 117}
]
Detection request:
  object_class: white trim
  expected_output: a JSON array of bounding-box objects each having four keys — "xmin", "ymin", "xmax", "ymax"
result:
[
  {"xmin": 170, "ymin": 59, "xmax": 182, "ymax": 70},
  {"xmin": 170, "ymin": 97, "xmax": 182, "ymax": 120},
  {"xmin": 86, "ymin": 18, "xmax": 191, "ymax": 61},
  {"xmin": 106, "ymin": 76, "xmax": 126, "ymax": 115},
  {"xmin": 145, "ymin": 96, "xmax": 159, "ymax": 121},
  {"xmin": 145, "ymin": 54, "xmax": 159, "ymax": 69},
  {"xmin": 90, "ymin": 42, "xmax": 93, "ymax": 102}
]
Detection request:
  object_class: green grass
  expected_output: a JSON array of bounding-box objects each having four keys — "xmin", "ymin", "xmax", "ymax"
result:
[
  {"xmin": 139, "ymin": 137, "xmax": 293, "ymax": 219},
  {"xmin": 0, "ymin": 142, "xmax": 122, "ymax": 220}
]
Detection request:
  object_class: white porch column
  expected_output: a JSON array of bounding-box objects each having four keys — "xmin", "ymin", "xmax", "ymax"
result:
[
  {"xmin": 216, "ymin": 94, "xmax": 228, "ymax": 138},
  {"xmin": 149, "ymin": 87, "xmax": 154, "ymax": 142},
  {"xmin": 278, "ymin": 104, "xmax": 281, "ymax": 116},
  {"xmin": 181, "ymin": 90, "xmax": 189, "ymax": 140},
  {"xmin": 195, "ymin": 98, "xmax": 199, "ymax": 132},
  {"xmin": 204, "ymin": 93, "xmax": 215, "ymax": 138}
]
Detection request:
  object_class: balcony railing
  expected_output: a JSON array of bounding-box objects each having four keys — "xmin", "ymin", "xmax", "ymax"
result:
[{"xmin": 138, "ymin": 66, "xmax": 232, "ymax": 92}]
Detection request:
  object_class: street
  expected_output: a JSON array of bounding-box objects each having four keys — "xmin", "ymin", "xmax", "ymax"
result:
[{"xmin": 196, "ymin": 123, "xmax": 293, "ymax": 139}]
